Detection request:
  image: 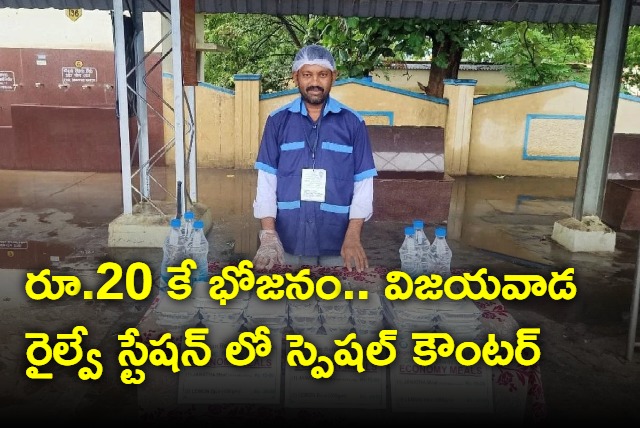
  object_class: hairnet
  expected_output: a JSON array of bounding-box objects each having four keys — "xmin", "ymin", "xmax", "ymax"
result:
[{"xmin": 292, "ymin": 44, "xmax": 336, "ymax": 72}]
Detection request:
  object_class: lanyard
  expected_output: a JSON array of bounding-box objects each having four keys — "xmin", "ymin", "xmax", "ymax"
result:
[{"xmin": 304, "ymin": 114, "xmax": 322, "ymax": 170}]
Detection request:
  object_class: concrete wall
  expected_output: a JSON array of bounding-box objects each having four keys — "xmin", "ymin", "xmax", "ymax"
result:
[
  {"xmin": 469, "ymin": 82, "xmax": 640, "ymax": 178},
  {"xmin": 0, "ymin": 8, "xmax": 161, "ymax": 51},
  {"xmin": 163, "ymin": 75, "xmax": 449, "ymax": 169},
  {"xmin": 371, "ymin": 64, "xmax": 513, "ymax": 95},
  {"xmin": 0, "ymin": 47, "xmax": 165, "ymax": 171},
  {"xmin": 0, "ymin": 9, "xmax": 165, "ymax": 171},
  {"xmin": 160, "ymin": 76, "xmax": 640, "ymax": 178}
]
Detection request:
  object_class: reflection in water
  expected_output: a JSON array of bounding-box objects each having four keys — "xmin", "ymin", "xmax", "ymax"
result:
[
  {"xmin": 448, "ymin": 175, "xmax": 577, "ymax": 266},
  {"xmin": 0, "ymin": 168, "xmax": 581, "ymax": 268}
]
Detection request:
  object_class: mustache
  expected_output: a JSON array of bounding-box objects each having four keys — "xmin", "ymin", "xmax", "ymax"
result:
[{"xmin": 305, "ymin": 86, "xmax": 324, "ymax": 92}]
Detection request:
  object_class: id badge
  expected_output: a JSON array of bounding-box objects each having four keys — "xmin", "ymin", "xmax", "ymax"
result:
[{"xmin": 300, "ymin": 168, "xmax": 327, "ymax": 202}]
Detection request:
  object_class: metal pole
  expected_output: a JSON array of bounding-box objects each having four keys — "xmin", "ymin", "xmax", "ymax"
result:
[
  {"xmin": 170, "ymin": 0, "xmax": 186, "ymax": 211},
  {"xmin": 133, "ymin": 0, "xmax": 151, "ymax": 199},
  {"xmin": 572, "ymin": 0, "xmax": 632, "ymax": 218},
  {"xmin": 627, "ymin": 247, "xmax": 640, "ymax": 361},
  {"xmin": 113, "ymin": 0, "xmax": 133, "ymax": 214},
  {"xmin": 185, "ymin": 85, "xmax": 197, "ymax": 202}
]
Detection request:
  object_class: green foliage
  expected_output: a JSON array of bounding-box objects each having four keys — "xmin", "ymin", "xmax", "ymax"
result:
[
  {"xmin": 305, "ymin": 17, "xmax": 483, "ymax": 80},
  {"xmin": 202, "ymin": 14, "xmax": 639, "ymax": 95},
  {"xmin": 203, "ymin": 13, "xmax": 308, "ymax": 92},
  {"xmin": 623, "ymin": 26, "xmax": 640, "ymax": 95},
  {"xmin": 466, "ymin": 23, "xmax": 595, "ymax": 88},
  {"xmin": 303, "ymin": 17, "xmax": 405, "ymax": 78}
]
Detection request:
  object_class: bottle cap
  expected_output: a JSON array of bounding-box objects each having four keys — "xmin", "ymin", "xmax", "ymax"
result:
[
  {"xmin": 435, "ymin": 226, "xmax": 447, "ymax": 237},
  {"xmin": 170, "ymin": 218, "xmax": 181, "ymax": 228},
  {"xmin": 184, "ymin": 211, "xmax": 195, "ymax": 220},
  {"xmin": 404, "ymin": 226, "xmax": 415, "ymax": 235},
  {"xmin": 194, "ymin": 220, "xmax": 204, "ymax": 229},
  {"xmin": 413, "ymin": 219, "xmax": 424, "ymax": 229}
]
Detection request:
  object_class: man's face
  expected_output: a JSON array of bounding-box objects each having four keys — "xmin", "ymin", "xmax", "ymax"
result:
[{"xmin": 293, "ymin": 64, "xmax": 337, "ymax": 105}]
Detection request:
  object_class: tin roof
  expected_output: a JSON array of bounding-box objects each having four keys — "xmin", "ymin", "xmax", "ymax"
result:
[{"xmin": 1, "ymin": 1, "xmax": 640, "ymax": 25}]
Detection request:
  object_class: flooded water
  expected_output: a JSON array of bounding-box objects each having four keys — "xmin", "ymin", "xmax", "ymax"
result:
[{"xmin": 0, "ymin": 167, "xmax": 632, "ymax": 269}]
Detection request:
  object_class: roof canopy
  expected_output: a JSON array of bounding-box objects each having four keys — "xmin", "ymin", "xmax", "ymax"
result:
[{"xmin": 1, "ymin": 0, "xmax": 640, "ymax": 25}]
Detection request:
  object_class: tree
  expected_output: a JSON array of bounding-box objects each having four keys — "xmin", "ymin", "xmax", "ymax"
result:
[
  {"xmin": 413, "ymin": 20, "xmax": 484, "ymax": 97},
  {"xmin": 203, "ymin": 14, "xmax": 636, "ymax": 97},
  {"xmin": 465, "ymin": 23, "xmax": 594, "ymax": 89},
  {"xmin": 623, "ymin": 26, "xmax": 640, "ymax": 95},
  {"xmin": 204, "ymin": 14, "xmax": 485, "ymax": 97},
  {"xmin": 303, "ymin": 17, "xmax": 411, "ymax": 78},
  {"xmin": 203, "ymin": 13, "xmax": 308, "ymax": 92},
  {"xmin": 307, "ymin": 17, "xmax": 483, "ymax": 97}
]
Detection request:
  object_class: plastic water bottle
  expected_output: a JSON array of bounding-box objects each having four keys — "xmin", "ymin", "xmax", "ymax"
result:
[
  {"xmin": 160, "ymin": 218, "xmax": 186, "ymax": 293},
  {"xmin": 399, "ymin": 226, "xmax": 420, "ymax": 278},
  {"xmin": 429, "ymin": 226, "xmax": 452, "ymax": 280},
  {"xmin": 413, "ymin": 219, "xmax": 431, "ymax": 274},
  {"xmin": 182, "ymin": 210, "xmax": 195, "ymax": 243},
  {"xmin": 189, "ymin": 220, "xmax": 209, "ymax": 282}
]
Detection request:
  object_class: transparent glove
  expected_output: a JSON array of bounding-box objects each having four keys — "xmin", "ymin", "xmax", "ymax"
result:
[{"xmin": 253, "ymin": 230, "xmax": 285, "ymax": 271}]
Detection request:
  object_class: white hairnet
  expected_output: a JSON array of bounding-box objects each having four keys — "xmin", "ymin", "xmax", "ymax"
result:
[{"xmin": 292, "ymin": 44, "xmax": 336, "ymax": 72}]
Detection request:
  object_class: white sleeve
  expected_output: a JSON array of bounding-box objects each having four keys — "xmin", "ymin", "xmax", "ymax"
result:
[
  {"xmin": 349, "ymin": 177, "xmax": 373, "ymax": 221},
  {"xmin": 253, "ymin": 170, "xmax": 277, "ymax": 219}
]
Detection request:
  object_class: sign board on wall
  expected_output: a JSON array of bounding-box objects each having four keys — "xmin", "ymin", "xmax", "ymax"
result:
[
  {"xmin": 0, "ymin": 71, "xmax": 16, "ymax": 90},
  {"xmin": 65, "ymin": 8, "xmax": 83, "ymax": 22},
  {"xmin": 61, "ymin": 66, "xmax": 98, "ymax": 85}
]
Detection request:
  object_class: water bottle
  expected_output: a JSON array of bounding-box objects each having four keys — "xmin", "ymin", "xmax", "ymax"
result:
[
  {"xmin": 429, "ymin": 226, "xmax": 452, "ymax": 280},
  {"xmin": 413, "ymin": 219, "xmax": 431, "ymax": 274},
  {"xmin": 160, "ymin": 218, "xmax": 186, "ymax": 293},
  {"xmin": 399, "ymin": 226, "xmax": 420, "ymax": 278},
  {"xmin": 189, "ymin": 220, "xmax": 209, "ymax": 282},
  {"xmin": 182, "ymin": 210, "xmax": 195, "ymax": 243}
]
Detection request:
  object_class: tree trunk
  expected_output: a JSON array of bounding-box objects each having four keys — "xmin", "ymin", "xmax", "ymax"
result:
[{"xmin": 425, "ymin": 37, "xmax": 463, "ymax": 98}]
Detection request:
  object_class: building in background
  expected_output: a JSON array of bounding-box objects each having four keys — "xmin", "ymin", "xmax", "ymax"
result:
[{"xmin": 0, "ymin": 8, "xmax": 164, "ymax": 171}]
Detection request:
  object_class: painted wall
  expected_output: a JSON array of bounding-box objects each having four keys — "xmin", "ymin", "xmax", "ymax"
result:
[
  {"xmin": 0, "ymin": 9, "xmax": 165, "ymax": 171},
  {"xmin": 195, "ymin": 83, "xmax": 236, "ymax": 167},
  {"xmin": 163, "ymin": 76, "xmax": 449, "ymax": 169},
  {"xmin": 161, "ymin": 76, "xmax": 640, "ymax": 178},
  {"xmin": 0, "ymin": 47, "xmax": 165, "ymax": 171},
  {"xmin": 469, "ymin": 83, "xmax": 640, "ymax": 178},
  {"xmin": 372, "ymin": 65, "xmax": 514, "ymax": 95},
  {"xmin": 161, "ymin": 79, "xmax": 236, "ymax": 168},
  {"xmin": 0, "ymin": 8, "xmax": 161, "ymax": 51}
]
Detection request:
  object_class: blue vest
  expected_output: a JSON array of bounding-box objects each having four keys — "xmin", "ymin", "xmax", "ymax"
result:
[{"xmin": 255, "ymin": 96, "xmax": 377, "ymax": 256}]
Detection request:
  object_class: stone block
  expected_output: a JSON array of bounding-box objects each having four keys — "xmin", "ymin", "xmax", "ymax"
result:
[
  {"xmin": 108, "ymin": 201, "xmax": 212, "ymax": 248},
  {"xmin": 551, "ymin": 216, "xmax": 616, "ymax": 252}
]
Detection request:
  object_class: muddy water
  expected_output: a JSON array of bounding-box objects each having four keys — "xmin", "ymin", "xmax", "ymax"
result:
[{"xmin": 0, "ymin": 168, "xmax": 591, "ymax": 268}]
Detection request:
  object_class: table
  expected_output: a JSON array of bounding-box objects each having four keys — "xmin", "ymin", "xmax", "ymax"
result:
[{"xmin": 135, "ymin": 263, "xmax": 546, "ymax": 423}]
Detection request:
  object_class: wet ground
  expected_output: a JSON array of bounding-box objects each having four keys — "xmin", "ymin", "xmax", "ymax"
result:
[{"xmin": 1, "ymin": 168, "xmax": 639, "ymax": 424}]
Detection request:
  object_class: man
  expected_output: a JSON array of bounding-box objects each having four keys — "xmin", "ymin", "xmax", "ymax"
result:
[{"xmin": 252, "ymin": 44, "xmax": 377, "ymax": 272}]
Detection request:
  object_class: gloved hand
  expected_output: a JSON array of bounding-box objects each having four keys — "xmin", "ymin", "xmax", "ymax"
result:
[{"xmin": 253, "ymin": 229, "xmax": 285, "ymax": 271}]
